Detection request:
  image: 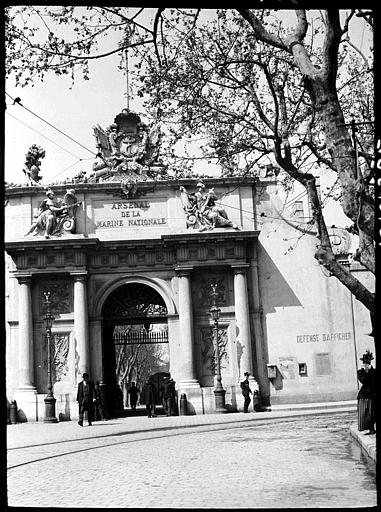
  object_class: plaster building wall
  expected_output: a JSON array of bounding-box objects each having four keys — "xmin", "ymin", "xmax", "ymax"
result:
[{"xmin": 253, "ymin": 183, "xmax": 375, "ymax": 404}]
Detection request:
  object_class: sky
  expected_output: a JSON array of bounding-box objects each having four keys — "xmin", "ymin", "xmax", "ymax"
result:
[
  {"xmin": 4, "ymin": 7, "xmax": 373, "ymax": 229},
  {"xmin": 5, "ymin": 51, "xmax": 132, "ymax": 185}
]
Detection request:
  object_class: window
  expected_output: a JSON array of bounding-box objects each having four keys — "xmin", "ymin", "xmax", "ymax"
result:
[{"xmin": 298, "ymin": 363, "xmax": 307, "ymax": 376}]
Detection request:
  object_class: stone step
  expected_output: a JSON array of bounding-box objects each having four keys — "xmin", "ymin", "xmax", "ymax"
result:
[{"xmin": 269, "ymin": 400, "xmax": 357, "ymax": 412}]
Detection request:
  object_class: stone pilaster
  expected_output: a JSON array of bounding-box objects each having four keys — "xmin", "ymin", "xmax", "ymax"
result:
[
  {"xmin": 89, "ymin": 318, "xmax": 102, "ymax": 382},
  {"xmin": 249, "ymin": 244, "xmax": 269, "ymax": 401}
]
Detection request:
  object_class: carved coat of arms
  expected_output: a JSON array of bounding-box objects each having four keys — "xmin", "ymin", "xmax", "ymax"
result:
[{"xmin": 91, "ymin": 109, "xmax": 164, "ymax": 184}]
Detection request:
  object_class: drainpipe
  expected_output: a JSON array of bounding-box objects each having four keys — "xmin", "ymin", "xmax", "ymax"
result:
[{"xmin": 349, "ymin": 290, "xmax": 359, "ymax": 390}]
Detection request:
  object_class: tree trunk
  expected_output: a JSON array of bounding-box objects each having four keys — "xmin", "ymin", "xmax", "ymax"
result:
[
  {"xmin": 305, "ymin": 175, "xmax": 375, "ymax": 315},
  {"xmin": 307, "ymin": 77, "xmax": 374, "ymax": 241}
]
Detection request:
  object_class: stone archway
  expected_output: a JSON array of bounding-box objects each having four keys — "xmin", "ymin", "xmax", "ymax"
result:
[
  {"xmin": 92, "ymin": 275, "xmax": 177, "ymax": 318},
  {"xmin": 101, "ymin": 282, "xmax": 169, "ymax": 417}
]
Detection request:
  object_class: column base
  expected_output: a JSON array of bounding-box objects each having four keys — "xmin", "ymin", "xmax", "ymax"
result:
[
  {"xmin": 14, "ymin": 386, "xmax": 37, "ymax": 394},
  {"xmin": 178, "ymin": 379, "xmax": 200, "ymax": 388},
  {"xmin": 43, "ymin": 396, "xmax": 58, "ymax": 423},
  {"xmin": 12, "ymin": 388, "xmax": 38, "ymax": 422},
  {"xmin": 213, "ymin": 388, "xmax": 227, "ymax": 413}
]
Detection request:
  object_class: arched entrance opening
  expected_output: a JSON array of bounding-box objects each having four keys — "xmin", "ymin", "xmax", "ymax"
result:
[{"xmin": 102, "ymin": 282, "xmax": 169, "ymax": 417}]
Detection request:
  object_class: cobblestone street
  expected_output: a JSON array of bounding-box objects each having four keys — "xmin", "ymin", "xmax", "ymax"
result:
[{"xmin": 7, "ymin": 410, "xmax": 376, "ymax": 508}]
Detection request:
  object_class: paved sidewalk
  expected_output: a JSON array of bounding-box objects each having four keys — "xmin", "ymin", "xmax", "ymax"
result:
[
  {"xmin": 7, "ymin": 400, "xmax": 357, "ymax": 449},
  {"xmin": 349, "ymin": 425, "xmax": 377, "ymax": 462}
]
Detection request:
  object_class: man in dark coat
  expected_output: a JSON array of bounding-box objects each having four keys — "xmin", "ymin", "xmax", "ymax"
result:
[
  {"xmin": 141, "ymin": 380, "xmax": 159, "ymax": 418},
  {"xmin": 76, "ymin": 373, "xmax": 95, "ymax": 426},
  {"xmin": 162, "ymin": 377, "xmax": 176, "ymax": 416},
  {"xmin": 357, "ymin": 350, "xmax": 376, "ymax": 435},
  {"xmin": 241, "ymin": 372, "xmax": 252, "ymax": 413},
  {"xmin": 128, "ymin": 382, "xmax": 140, "ymax": 410},
  {"xmin": 93, "ymin": 381, "xmax": 106, "ymax": 421}
]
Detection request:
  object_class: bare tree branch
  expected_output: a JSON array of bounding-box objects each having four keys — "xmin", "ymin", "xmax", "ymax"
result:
[
  {"xmin": 236, "ymin": 9, "xmax": 287, "ymax": 51},
  {"xmin": 153, "ymin": 8, "xmax": 165, "ymax": 67}
]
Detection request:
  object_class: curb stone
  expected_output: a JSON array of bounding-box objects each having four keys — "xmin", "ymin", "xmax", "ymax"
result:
[{"xmin": 349, "ymin": 425, "xmax": 377, "ymax": 462}]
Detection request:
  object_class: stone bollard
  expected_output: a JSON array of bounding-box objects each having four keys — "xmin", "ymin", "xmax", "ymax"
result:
[
  {"xmin": 179, "ymin": 393, "xmax": 188, "ymax": 416},
  {"xmin": 253, "ymin": 390, "xmax": 261, "ymax": 412},
  {"xmin": 9, "ymin": 400, "xmax": 18, "ymax": 424}
]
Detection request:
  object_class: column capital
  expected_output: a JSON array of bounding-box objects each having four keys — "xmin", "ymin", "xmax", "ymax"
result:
[
  {"xmin": 70, "ymin": 272, "xmax": 88, "ymax": 282},
  {"xmin": 175, "ymin": 266, "xmax": 193, "ymax": 277},
  {"xmin": 16, "ymin": 274, "xmax": 32, "ymax": 284},
  {"xmin": 231, "ymin": 264, "xmax": 250, "ymax": 275}
]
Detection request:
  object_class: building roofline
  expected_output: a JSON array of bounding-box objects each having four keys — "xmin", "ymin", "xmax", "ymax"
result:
[
  {"xmin": 3, "ymin": 175, "xmax": 279, "ymax": 198},
  {"xmin": 5, "ymin": 229, "xmax": 260, "ymax": 254}
]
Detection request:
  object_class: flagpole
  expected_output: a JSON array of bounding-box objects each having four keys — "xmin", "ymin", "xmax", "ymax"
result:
[{"xmin": 125, "ymin": 48, "xmax": 130, "ymax": 111}]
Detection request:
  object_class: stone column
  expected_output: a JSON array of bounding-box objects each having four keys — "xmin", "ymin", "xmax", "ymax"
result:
[
  {"xmin": 16, "ymin": 275, "xmax": 36, "ymax": 392},
  {"xmin": 72, "ymin": 272, "xmax": 89, "ymax": 379},
  {"xmin": 232, "ymin": 265, "xmax": 255, "ymax": 383},
  {"xmin": 176, "ymin": 268, "xmax": 199, "ymax": 387}
]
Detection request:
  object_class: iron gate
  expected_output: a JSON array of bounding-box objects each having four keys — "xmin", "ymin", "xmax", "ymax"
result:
[{"xmin": 112, "ymin": 324, "xmax": 169, "ymax": 345}]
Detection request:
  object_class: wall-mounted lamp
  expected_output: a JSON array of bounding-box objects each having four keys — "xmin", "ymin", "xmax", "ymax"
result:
[{"xmin": 266, "ymin": 364, "xmax": 277, "ymax": 380}]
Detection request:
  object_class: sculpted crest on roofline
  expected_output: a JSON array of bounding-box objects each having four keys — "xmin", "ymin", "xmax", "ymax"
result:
[{"xmin": 90, "ymin": 109, "xmax": 165, "ymax": 184}]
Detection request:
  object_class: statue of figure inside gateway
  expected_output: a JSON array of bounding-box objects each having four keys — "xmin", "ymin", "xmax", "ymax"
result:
[{"xmin": 91, "ymin": 109, "xmax": 165, "ymax": 183}]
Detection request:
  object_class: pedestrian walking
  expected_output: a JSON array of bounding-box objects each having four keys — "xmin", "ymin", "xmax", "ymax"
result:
[
  {"xmin": 162, "ymin": 376, "xmax": 176, "ymax": 416},
  {"xmin": 240, "ymin": 372, "xmax": 252, "ymax": 413},
  {"xmin": 141, "ymin": 380, "xmax": 159, "ymax": 417},
  {"xmin": 357, "ymin": 350, "xmax": 376, "ymax": 435},
  {"xmin": 128, "ymin": 382, "xmax": 140, "ymax": 410},
  {"xmin": 76, "ymin": 373, "xmax": 95, "ymax": 426},
  {"xmin": 93, "ymin": 381, "xmax": 106, "ymax": 421}
]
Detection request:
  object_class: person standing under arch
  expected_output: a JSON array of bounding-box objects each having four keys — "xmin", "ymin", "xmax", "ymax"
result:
[
  {"xmin": 141, "ymin": 380, "xmax": 159, "ymax": 418},
  {"xmin": 162, "ymin": 376, "xmax": 176, "ymax": 416},
  {"xmin": 128, "ymin": 382, "xmax": 140, "ymax": 411}
]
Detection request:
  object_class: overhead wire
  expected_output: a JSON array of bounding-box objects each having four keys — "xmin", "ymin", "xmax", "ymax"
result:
[
  {"xmin": 5, "ymin": 91, "xmax": 97, "ymax": 157},
  {"xmin": 49, "ymin": 156, "xmax": 95, "ymax": 182},
  {"xmin": 48, "ymin": 160, "xmax": 91, "ymax": 182},
  {"xmin": 215, "ymin": 195, "xmax": 350, "ymax": 230},
  {"xmin": 6, "ymin": 110, "xmax": 84, "ymax": 160}
]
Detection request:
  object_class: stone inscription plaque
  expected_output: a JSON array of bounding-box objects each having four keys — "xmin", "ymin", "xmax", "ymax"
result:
[{"xmin": 92, "ymin": 199, "xmax": 168, "ymax": 230}]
